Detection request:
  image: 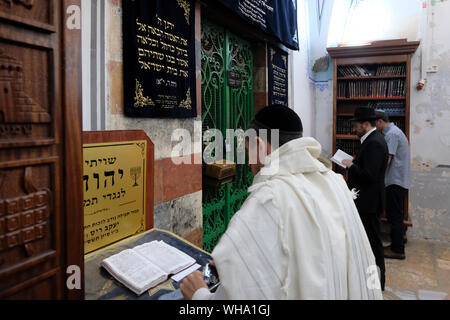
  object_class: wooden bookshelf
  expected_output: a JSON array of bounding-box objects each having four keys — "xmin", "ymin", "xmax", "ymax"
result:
[
  {"xmin": 327, "ymin": 39, "xmax": 420, "ymax": 241},
  {"xmin": 336, "ymin": 134, "xmax": 359, "ymax": 140}
]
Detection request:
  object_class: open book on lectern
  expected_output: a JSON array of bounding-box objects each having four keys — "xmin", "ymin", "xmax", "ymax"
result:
[{"xmin": 100, "ymin": 240, "xmax": 196, "ymax": 295}]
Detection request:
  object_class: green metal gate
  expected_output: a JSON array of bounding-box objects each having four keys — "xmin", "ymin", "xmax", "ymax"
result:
[{"xmin": 201, "ymin": 20, "xmax": 254, "ymax": 252}]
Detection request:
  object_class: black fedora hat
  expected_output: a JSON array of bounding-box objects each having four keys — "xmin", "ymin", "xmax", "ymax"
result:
[{"xmin": 351, "ymin": 107, "xmax": 378, "ymax": 121}]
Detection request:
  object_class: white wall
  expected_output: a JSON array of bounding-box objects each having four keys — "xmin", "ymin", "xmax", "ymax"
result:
[
  {"xmin": 81, "ymin": 0, "xmax": 106, "ymax": 131},
  {"xmin": 291, "ymin": 0, "xmax": 315, "ymax": 138},
  {"xmin": 81, "ymin": 0, "xmax": 91, "ymax": 130},
  {"xmin": 411, "ymin": 0, "xmax": 450, "ymax": 165},
  {"xmin": 304, "ymin": 0, "xmax": 336, "ymax": 157},
  {"xmin": 408, "ymin": 0, "xmax": 450, "ymax": 242},
  {"xmin": 327, "ymin": 0, "xmax": 422, "ymax": 46}
]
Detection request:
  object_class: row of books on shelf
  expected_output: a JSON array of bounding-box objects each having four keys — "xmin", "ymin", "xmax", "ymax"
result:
[
  {"xmin": 336, "ymin": 140, "xmax": 360, "ymax": 157},
  {"xmin": 336, "ymin": 118, "xmax": 354, "ymax": 135},
  {"xmin": 338, "ymin": 109, "xmax": 405, "ymax": 117},
  {"xmin": 336, "ymin": 118, "xmax": 406, "ymax": 136},
  {"xmin": 377, "ymin": 107, "xmax": 405, "ymax": 115},
  {"xmin": 337, "ymin": 64, "xmax": 406, "ymax": 77},
  {"xmin": 337, "ymin": 79, "xmax": 406, "ymax": 98},
  {"xmin": 367, "ymin": 101, "xmax": 406, "ymax": 115},
  {"xmin": 375, "ymin": 65, "xmax": 406, "ymax": 76},
  {"xmin": 367, "ymin": 101, "xmax": 405, "ymax": 109}
]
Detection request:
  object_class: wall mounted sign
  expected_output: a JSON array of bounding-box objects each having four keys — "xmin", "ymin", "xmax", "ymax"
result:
[
  {"xmin": 268, "ymin": 45, "xmax": 289, "ymax": 106},
  {"xmin": 217, "ymin": 0, "xmax": 299, "ymax": 50},
  {"xmin": 83, "ymin": 130, "xmax": 155, "ymax": 254},
  {"xmin": 227, "ymin": 70, "xmax": 242, "ymax": 88},
  {"xmin": 123, "ymin": 0, "xmax": 197, "ymax": 118},
  {"xmin": 83, "ymin": 140, "xmax": 147, "ymax": 253}
]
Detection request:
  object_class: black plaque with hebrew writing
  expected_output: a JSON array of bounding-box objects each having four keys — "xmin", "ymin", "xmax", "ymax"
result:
[
  {"xmin": 217, "ymin": 0, "xmax": 299, "ymax": 50},
  {"xmin": 123, "ymin": 0, "xmax": 197, "ymax": 118},
  {"xmin": 268, "ymin": 45, "xmax": 289, "ymax": 106}
]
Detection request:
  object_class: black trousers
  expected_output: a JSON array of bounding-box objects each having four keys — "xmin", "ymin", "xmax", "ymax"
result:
[
  {"xmin": 386, "ymin": 185, "xmax": 408, "ymax": 254},
  {"xmin": 359, "ymin": 211, "xmax": 385, "ymax": 291}
]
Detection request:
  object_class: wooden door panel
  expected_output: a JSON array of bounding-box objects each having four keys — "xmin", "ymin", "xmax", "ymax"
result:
[
  {"xmin": 2, "ymin": 269, "xmax": 60, "ymax": 299},
  {"xmin": 0, "ymin": 0, "xmax": 60, "ymax": 297},
  {"xmin": 0, "ymin": 0, "xmax": 83, "ymax": 299}
]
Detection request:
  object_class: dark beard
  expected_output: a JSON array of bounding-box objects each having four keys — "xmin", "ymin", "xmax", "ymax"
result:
[{"xmin": 356, "ymin": 131, "xmax": 366, "ymax": 138}]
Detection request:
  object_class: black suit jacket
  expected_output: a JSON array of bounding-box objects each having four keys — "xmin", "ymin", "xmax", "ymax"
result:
[{"xmin": 347, "ymin": 130, "xmax": 388, "ymax": 215}]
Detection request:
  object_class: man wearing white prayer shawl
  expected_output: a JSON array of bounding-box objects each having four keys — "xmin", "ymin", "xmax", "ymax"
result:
[{"xmin": 180, "ymin": 105, "xmax": 383, "ymax": 300}]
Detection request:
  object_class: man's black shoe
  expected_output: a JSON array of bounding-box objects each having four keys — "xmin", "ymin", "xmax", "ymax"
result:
[{"xmin": 384, "ymin": 247, "xmax": 405, "ymax": 260}]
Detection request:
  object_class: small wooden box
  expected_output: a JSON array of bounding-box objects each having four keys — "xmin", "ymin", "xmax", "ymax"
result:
[{"xmin": 204, "ymin": 160, "xmax": 236, "ymax": 180}]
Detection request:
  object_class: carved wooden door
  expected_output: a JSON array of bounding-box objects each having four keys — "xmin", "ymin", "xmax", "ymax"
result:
[{"xmin": 0, "ymin": 0, "xmax": 83, "ymax": 299}]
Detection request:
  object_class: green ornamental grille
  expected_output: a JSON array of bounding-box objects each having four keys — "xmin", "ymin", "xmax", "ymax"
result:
[{"xmin": 201, "ymin": 20, "xmax": 254, "ymax": 253}]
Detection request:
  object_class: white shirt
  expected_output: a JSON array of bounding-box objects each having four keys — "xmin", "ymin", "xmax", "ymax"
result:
[
  {"xmin": 192, "ymin": 137, "xmax": 382, "ymax": 300},
  {"xmin": 360, "ymin": 127, "xmax": 376, "ymax": 144}
]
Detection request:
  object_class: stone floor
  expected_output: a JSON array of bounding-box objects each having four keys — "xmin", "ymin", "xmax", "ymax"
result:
[{"xmin": 382, "ymin": 238, "xmax": 450, "ymax": 300}]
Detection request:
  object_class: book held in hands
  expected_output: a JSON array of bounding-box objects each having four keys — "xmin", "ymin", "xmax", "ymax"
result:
[
  {"xmin": 100, "ymin": 240, "xmax": 196, "ymax": 295},
  {"xmin": 331, "ymin": 149, "xmax": 354, "ymax": 169}
]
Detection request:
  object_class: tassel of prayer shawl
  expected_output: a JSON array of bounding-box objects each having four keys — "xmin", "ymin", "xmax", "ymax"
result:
[{"xmin": 350, "ymin": 188, "xmax": 360, "ymax": 200}]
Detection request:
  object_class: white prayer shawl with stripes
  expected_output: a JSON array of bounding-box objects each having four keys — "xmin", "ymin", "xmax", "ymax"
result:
[{"xmin": 193, "ymin": 137, "xmax": 382, "ymax": 300}]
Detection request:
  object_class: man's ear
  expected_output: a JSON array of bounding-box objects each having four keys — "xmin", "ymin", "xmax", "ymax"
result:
[
  {"xmin": 256, "ymin": 136, "xmax": 267, "ymax": 164},
  {"xmin": 363, "ymin": 121, "xmax": 371, "ymax": 130}
]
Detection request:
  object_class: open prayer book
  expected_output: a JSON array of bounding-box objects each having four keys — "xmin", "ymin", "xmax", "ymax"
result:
[
  {"xmin": 330, "ymin": 149, "xmax": 354, "ymax": 168},
  {"xmin": 100, "ymin": 240, "xmax": 196, "ymax": 295}
]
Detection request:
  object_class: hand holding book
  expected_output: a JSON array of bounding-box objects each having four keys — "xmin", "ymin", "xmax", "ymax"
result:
[{"xmin": 331, "ymin": 149, "xmax": 354, "ymax": 168}]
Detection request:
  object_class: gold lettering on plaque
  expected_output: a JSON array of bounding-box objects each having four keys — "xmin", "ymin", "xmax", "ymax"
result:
[
  {"xmin": 270, "ymin": 48, "xmax": 275, "ymax": 62},
  {"xmin": 132, "ymin": 6, "xmax": 192, "ymax": 111},
  {"xmin": 281, "ymin": 56, "xmax": 287, "ymax": 68},
  {"xmin": 83, "ymin": 141, "xmax": 147, "ymax": 253},
  {"xmin": 135, "ymin": 18, "xmax": 189, "ymax": 77}
]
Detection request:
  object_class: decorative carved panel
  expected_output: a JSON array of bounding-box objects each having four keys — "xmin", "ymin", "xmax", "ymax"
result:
[
  {"xmin": 0, "ymin": 50, "xmax": 51, "ymax": 123},
  {"xmin": 0, "ymin": 46, "xmax": 52, "ymax": 142},
  {"xmin": 0, "ymin": 0, "xmax": 53, "ymax": 30},
  {"xmin": 2, "ymin": 0, "xmax": 34, "ymax": 9},
  {"xmin": 0, "ymin": 166, "xmax": 53, "ymax": 276}
]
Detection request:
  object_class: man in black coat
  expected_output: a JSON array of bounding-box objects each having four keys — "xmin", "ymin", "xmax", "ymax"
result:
[{"xmin": 342, "ymin": 107, "xmax": 388, "ymax": 291}]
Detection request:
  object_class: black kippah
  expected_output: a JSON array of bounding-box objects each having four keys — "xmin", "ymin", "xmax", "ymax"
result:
[{"xmin": 251, "ymin": 104, "xmax": 303, "ymax": 134}]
